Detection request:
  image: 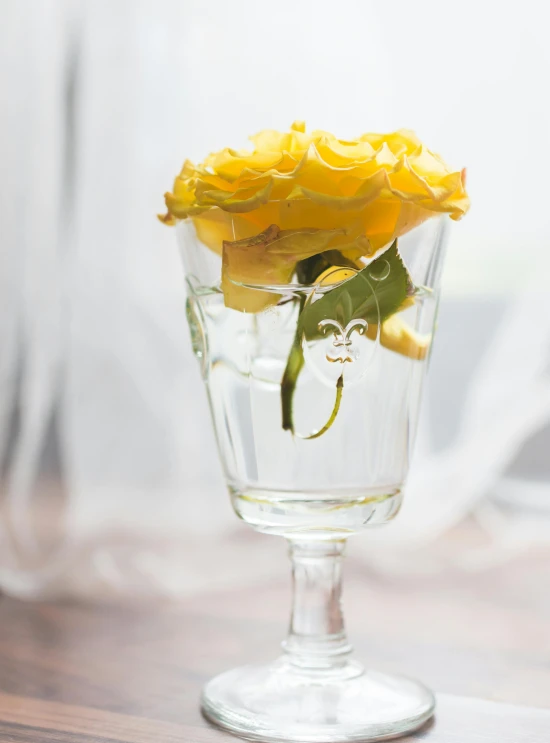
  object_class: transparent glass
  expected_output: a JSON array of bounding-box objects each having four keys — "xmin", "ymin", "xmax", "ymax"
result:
[{"xmin": 177, "ymin": 215, "xmax": 448, "ymax": 742}]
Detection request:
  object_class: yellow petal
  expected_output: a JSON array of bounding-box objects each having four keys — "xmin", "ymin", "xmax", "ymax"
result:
[
  {"xmin": 198, "ymin": 180, "xmax": 273, "ymax": 213},
  {"xmin": 299, "ymin": 169, "xmax": 389, "ymax": 211},
  {"xmin": 222, "ymin": 225, "xmax": 295, "ymax": 312},
  {"xmin": 291, "ymin": 120, "xmax": 306, "ymax": 133},
  {"xmin": 366, "ymin": 314, "xmax": 431, "ymax": 360},
  {"xmin": 316, "ymin": 139, "xmax": 376, "ymax": 167},
  {"xmin": 211, "ymin": 150, "xmax": 292, "ymax": 182},
  {"xmin": 221, "ymin": 225, "xmax": 348, "ymax": 312},
  {"xmin": 160, "ymin": 122, "xmax": 470, "ymax": 309},
  {"xmin": 157, "ymin": 211, "xmax": 176, "ymax": 226},
  {"xmin": 315, "ymin": 266, "xmax": 357, "ymax": 285},
  {"xmin": 164, "ymin": 192, "xmax": 212, "ymax": 218},
  {"xmin": 260, "ymin": 227, "xmax": 347, "ymax": 255}
]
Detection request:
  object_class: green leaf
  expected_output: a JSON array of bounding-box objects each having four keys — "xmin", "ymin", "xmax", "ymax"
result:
[
  {"xmin": 299, "ymin": 241, "xmax": 413, "ymax": 341},
  {"xmin": 281, "ymin": 251, "xmax": 353, "ymax": 434},
  {"xmin": 280, "ymin": 241, "xmax": 414, "ymax": 436}
]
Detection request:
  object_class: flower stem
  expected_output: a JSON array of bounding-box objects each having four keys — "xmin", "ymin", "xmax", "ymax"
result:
[
  {"xmin": 281, "ymin": 295, "xmax": 306, "ymax": 433},
  {"xmin": 297, "ymin": 374, "xmax": 343, "ymax": 440}
]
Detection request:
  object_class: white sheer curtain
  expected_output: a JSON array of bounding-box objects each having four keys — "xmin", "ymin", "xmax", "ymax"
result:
[{"xmin": 1, "ymin": 0, "xmax": 549, "ymax": 599}]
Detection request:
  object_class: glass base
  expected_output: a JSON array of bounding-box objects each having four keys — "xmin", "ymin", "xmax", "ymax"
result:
[{"xmin": 201, "ymin": 658, "xmax": 435, "ymax": 742}]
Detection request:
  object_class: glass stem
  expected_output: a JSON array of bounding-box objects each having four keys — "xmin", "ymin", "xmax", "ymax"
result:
[{"xmin": 283, "ymin": 539, "xmax": 354, "ymax": 673}]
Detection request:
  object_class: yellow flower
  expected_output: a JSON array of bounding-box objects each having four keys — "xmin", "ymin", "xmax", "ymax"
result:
[{"xmin": 161, "ymin": 121, "xmax": 469, "ymax": 312}]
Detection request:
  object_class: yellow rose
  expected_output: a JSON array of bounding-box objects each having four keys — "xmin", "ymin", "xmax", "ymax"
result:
[{"xmin": 161, "ymin": 121, "xmax": 469, "ymax": 312}]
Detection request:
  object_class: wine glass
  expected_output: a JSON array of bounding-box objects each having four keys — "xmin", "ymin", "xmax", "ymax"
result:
[{"xmin": 178, "ymin": 214, "xmax": 448, "ymax": 742}]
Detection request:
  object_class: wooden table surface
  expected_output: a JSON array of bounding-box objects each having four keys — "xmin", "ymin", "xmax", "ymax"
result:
[{"xmin": 0, "ymin": 535, "xmax": 549, "ymax": 742}]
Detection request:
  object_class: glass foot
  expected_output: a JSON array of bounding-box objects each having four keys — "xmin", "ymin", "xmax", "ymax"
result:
[{"xmin": 201, "ymin": 658, "xmax": 435, "ymax": 742}]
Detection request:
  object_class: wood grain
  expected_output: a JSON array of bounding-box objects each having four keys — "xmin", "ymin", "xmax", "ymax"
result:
[
  {"xmin": 0, "ymin": 691, "xmax": 548, "ymax": 743},
  {"xmin": 0, "ymin": 536, "xmax": 548, "ymax": 741}
]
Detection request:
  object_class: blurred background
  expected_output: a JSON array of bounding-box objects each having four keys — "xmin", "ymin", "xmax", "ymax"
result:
[{"xmin": 1, "ymin": 0, "xmax": 549, "ymax": 600}]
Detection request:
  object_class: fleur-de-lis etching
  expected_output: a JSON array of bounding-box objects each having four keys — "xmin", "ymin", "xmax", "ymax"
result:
[{"xmin": 318, "ymin": 318, "xmax": 368, "ymax": 363}]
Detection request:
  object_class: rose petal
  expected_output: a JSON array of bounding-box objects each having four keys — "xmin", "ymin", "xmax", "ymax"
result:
[{"xmin": 161, "ymin": 122, "xmax": 470, "ymax": 313}]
